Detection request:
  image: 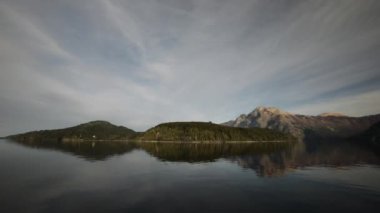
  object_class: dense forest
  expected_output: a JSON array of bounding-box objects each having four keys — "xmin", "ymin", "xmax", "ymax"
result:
[
  {"xmin": 350, "ymin": 121, "xmax": 380, "ymax": 147},
  {"xmin": 139, "ymin": 122, "xmax": 295, "ymax": 142}
]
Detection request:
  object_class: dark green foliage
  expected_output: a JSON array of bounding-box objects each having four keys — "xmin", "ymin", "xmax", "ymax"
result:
[
  {"xmin": 7, "ymin": 121, "xmax": 137, "ymax": 142},
  {"xmin": 351, "ymin": 121, "xmax": 380, "ymax": 147},
  {"xmin": 140, "ymin": 122, "xmax": 295, "ymax": 142}
]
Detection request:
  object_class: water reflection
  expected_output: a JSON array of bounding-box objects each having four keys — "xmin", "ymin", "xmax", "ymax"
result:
[
  {"xmin": 9, "ymin": 139, "xmax": 137, "ymax": 161},
  {"xmin": 2, "ymin": 139, "xmax": 379, "ymax": 213},
  {"xmin": 232, "ymin": 142, "xmax": 380, "ymax": 177},
  {"xmin": 7, "ymin": 139, "xmax": 380, "ymax": 177},
  {"xmin": 139, "ymin": 142, "xmax": 293, "ymax": 162}
]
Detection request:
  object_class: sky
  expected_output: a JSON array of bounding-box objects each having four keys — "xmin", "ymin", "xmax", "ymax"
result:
[{"xmin": 1, "ymin": 0, "xmax": 380, "ymax": 135}]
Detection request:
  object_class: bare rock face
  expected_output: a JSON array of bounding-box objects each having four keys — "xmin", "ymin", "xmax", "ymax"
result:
[{"xmin": 223, "ymin": 106, "xmax": 380, "ymax": 139}]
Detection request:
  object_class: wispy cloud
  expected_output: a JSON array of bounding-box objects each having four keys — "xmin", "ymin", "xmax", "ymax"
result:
[{"xmin": 0, "ymin": 0, "xmax": 379, "ymax": 135}]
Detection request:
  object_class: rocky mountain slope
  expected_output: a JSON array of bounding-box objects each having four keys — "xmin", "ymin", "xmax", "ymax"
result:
[{"xmin": 223, "ymin": 107, "xmax": 380, "ymax": 139}]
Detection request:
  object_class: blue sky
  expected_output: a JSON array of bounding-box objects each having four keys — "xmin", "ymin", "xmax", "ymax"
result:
[{"xmin": 1, "ymin": 0, "xmax": 380, "ymax": 135}]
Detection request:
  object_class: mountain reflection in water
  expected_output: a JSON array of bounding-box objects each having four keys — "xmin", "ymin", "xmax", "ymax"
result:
[{"xmin": 9, "ymin": 140, "xmax": 380, "ymax": 177}]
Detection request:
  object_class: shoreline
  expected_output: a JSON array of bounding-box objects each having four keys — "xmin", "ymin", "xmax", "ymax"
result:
[
  {"xmin": 61, "ymin": 139, "xmax": 295, "ymax": 143},
  {"xmin": 138, "ymin": 140, "xmax": 295, "ymax": 143},
  {"xmin": 5, "ymin": 138, "xmax": 296, "ymax": 144}
]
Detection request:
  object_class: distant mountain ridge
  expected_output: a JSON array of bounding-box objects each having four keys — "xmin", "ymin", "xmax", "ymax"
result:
[{"xmin": 223, "ymin": 107, "xmax": 380, "ymax": 139}]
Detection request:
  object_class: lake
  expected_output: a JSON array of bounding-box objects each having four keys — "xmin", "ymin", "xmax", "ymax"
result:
[{"xmin": 0, "ymin": 139, "xmax": 379, "ymax": 213}]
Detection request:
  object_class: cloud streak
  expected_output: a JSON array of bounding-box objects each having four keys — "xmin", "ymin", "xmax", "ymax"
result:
[{"xmin": 0, "ymin": 0, "xmax": 380, "ymax": 135}]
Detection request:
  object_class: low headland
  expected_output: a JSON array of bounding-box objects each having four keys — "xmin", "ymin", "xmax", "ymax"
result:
[{"xmin": 6, "ymin": 121, "xmax": 137, "ymax": 143}]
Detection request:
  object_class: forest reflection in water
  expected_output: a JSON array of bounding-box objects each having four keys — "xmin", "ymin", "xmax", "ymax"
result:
[{"xmin": 9, "ymin": 139, "xmax": 380, "ymax": 177}]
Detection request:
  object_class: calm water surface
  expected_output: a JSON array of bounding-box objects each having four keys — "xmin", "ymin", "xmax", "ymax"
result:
[{"xmin": 0, "ymin": 139, "xmax": 379, "ymax": 213}]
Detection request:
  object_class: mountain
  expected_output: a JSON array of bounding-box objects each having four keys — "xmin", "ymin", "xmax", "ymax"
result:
[
  {"xmin": 223, "ymin": 106, "xmax": 380, "ymax": 139},
  {"xmin": 7, "ymin": 121, "xmax": 137, "ymax": 142},
  {"xmin": 139, "ymin": 122, "xmax": 295, "ymax": 142}
]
